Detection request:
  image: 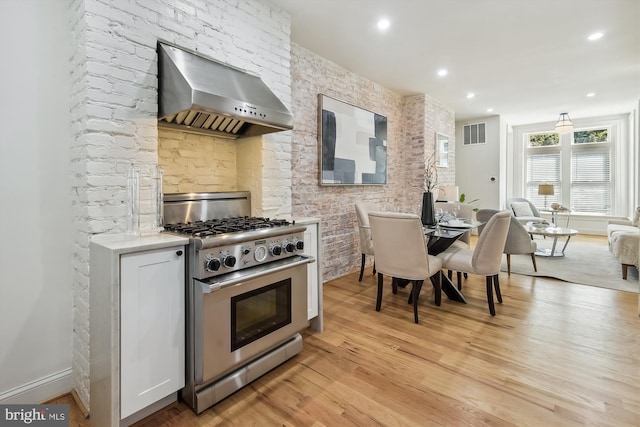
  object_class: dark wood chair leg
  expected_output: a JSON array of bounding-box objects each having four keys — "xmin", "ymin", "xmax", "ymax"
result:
[
  {"xmin": 359, "ymin": 253, "xmax": 365, "ymax": 281},
  {"xmin": 456, "ymin": 271, "xmax": 462, "ymax": 290},
  {"xmin": 372, "ymin": 260, "xmax": 376, "ymax": 275},
  {"xmin": 531, "ymin": 253, "xmax": 538, "ymax": 272},
  {"xmin": 463, "ymin": 272, "xmax": 468, "ymax": 279},
  {"xmin": 486, "ymin": 275, "xmax": 496, "ymax": 316},
  {"xmin": 392, "ymin": 278, "xmax": 398, "ymax": 294},
  {"xmin": 506, "ymin": 254, "xmax": 511, "ymax": 275},
  {"xmin": 494, "ymin": 274, "xmax": 502, "ymax": 303},
  {"xmin": 622, "ymin": 264, "xmax": 630, "ymax": 279},
  {"xmin": 376, "ymin": 273, "xmax": 384, "ymax": 311},
  {"xmin": 430, "ymin": 272, "xmax": 442, "ymax": 306},
  {"xmin": 412, "ymin": 280, "xmax": 424, "ymax": 323},
  {"xmin": 447, "ymin": 270, "xmax": 453, "ymax": 280}
]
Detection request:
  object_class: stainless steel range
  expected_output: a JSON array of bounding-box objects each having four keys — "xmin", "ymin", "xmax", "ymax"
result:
[{"xmin": 163, "ymin": 192, "xmax": 314, "ymax": 414}]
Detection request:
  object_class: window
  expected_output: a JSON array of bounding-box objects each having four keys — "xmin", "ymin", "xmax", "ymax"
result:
[{"xmin": 525, "ymin": 127, "xmax": 612, "ymax": 214}]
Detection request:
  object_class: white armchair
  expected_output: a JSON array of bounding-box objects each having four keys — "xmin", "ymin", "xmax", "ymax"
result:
[{"xmin": 506, "ymin": 198, "xmax": 547, "ymax": 225}]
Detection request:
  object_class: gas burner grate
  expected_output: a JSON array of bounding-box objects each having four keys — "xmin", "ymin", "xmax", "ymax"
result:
[{"xmin": 164, "ymin": 216, "xmax": 293, "ymax": 237}]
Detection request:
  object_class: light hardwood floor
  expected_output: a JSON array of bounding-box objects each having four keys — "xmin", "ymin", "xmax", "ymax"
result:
[{"xmin": 64, "ymin": 235, "xmax": 640, "ymax": 426}]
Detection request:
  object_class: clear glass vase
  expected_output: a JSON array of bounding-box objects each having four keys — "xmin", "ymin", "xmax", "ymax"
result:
[
  {"xmin": 152, "ymin": 167, "xmax": 164, "ymax": 231},
  {"xmin": 126, "ymin": 164, "xmax": 140, "ymax": 236}
]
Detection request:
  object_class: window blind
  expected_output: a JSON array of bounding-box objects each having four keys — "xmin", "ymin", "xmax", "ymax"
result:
[
  {"xmin": 570, "ymin": 149, "xmax": 611, "ymax": 213},
  {"xmin": 527, "ymin": 152, "xmax": 560, "ymax": 208}
]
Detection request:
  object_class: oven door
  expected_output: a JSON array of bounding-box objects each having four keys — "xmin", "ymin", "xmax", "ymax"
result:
[{"xmin": 193, "ymin": 255, "xmax": 313, "ymax": 385}]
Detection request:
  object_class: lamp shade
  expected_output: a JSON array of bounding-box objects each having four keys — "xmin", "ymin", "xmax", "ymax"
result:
[
  {"xmin": 538, "ymin": 184, "xmax": 554, "ymax": 196},
  {"xmin": 555, "ymin": 112, "xmax": 573, "ymax": 135}
]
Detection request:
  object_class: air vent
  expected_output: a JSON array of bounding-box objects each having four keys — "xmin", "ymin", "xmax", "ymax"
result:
[
  {"xmin": 463, "ymin": 123, "xmax": 486, "ymax": 145},
  {"xmin": 159, "ymin": 110, "xmax": 246, "ymax": 138}
]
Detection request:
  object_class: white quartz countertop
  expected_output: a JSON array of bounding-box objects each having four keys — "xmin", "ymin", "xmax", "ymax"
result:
[
  {"xmin": 90, "ymin": 232, "xmax": 189, "ymax": 254},
  {"xmin": 292, "ymin": 217, "xmax": 320, "ymax": 225}
]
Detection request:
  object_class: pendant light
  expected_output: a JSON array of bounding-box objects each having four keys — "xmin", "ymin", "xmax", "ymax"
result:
[{"xmin": 555, "ymin": 112, "xmax": 573, "ymax": 135}]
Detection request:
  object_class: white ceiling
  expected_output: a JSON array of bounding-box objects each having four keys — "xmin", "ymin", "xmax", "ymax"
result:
[{"xmin": 269, "ymin": 0, "xmax": 640, "ymax": 126}]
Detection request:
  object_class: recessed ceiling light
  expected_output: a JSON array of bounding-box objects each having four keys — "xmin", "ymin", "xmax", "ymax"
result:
[
  {"xmin": 487, "ymin": 108, "xmax": 494, "ymax": 113},
  {"xmin": 377, "ymin": 18, "xmax": 390, "ymax": 31},
  {"xmin": 588, "ymin": 32, "xmax": 603, "ymax": 41},
  {"xmin": 466, "ymin": 93, "xmax": 475, "ymax": 99},
  {"xmin": 437, "ymin": 69, "xmax": 448, "ymax": 77},
  {"xmin": 586, "ymin": 92, "xmax": 596, "ymax": 97}
]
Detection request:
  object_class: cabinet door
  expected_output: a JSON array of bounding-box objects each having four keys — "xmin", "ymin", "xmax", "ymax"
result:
[
  {"xmin": 120, "ymin": 246, "xmax": 185, "ymax": 419},
  {"xmin": 304, "ymin": 223, "xmax": 319, "ymax": 320}
]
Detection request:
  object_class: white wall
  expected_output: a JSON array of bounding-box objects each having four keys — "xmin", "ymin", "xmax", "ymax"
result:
[{"xmin": 0, "ymin": 0, "xmax": 73, "ymax": 403}]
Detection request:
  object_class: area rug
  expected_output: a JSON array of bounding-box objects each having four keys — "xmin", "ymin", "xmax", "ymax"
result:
[{"xmin": 500, "ymin": 239, "xmax": 639, "ymax": 293}]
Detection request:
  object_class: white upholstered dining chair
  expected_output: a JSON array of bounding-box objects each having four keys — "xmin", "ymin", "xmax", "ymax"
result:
[
  {"xmin": 476, "ymin": 208, "xmax": 538, "ymax": 275},
  {"xmin": 436, "ymin": 210, "xmax": 511, "ymax": 316},
  {"xmin": 368, "ymin": 211, "xmax": 443, "ymax": 323},
  {"xmin": 355, "ymin": 202, "xmax": 377, "ymax": 281}
]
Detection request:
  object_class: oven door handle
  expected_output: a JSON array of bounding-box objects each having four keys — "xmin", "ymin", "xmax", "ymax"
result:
[{"xmin": 196, "ymin": 255, "xmax": 315, "ymax": 293}]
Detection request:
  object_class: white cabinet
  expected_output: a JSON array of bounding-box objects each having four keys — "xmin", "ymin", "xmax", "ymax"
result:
[
  {"xmin": 298, "ymin": 219, "xmax": 322, "ymax": 332},
  {"xmin": 90, "ymin": 234, "xmax": 188, "ymax": 427},
  {"xmin": 304, "ymin": 223, "xmax": 319, "ymax": 320},
  {"xmin": 119, "ymin": 247, "xmax": 185, "ymax": 419}
]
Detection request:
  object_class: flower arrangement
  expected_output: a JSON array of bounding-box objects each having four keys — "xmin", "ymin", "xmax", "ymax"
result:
[{"xmin": 425, "ymin": 153, "xmax": 438, "ymax": 192}]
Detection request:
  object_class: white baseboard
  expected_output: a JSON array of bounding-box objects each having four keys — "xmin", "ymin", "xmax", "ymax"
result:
[{"xmin": 0, "ymin": 368, "xmax": 73, "ymax": 404}]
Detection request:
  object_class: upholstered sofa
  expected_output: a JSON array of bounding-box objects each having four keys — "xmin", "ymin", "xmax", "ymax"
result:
[{"xmin": 607, "ymin": 207, "xmax": 639, "ymax": 280}]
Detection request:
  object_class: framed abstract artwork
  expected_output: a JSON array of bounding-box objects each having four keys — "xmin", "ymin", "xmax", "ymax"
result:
[{"xmin": 318, "ymin": 94, "xmax": 387, "ymax": 185}]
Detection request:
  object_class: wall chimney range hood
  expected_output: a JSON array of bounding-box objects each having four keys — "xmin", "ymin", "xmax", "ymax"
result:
[{"xmin": 157, "ymin": 42, "xmax": 293, "ymax": 139}]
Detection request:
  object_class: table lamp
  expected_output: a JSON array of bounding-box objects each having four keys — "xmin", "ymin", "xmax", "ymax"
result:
[{"xmin": 538, "ymin": 184, "xmax": 554, "ymax": 210}]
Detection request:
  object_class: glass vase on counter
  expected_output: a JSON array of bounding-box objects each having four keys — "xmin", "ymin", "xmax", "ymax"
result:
[
  {"xmin": 151, "ymin": 167, "xmax": 164, "ymax": 232},
  {"xmin": 126, "ymin": 164, "xmax": 140, "ymax": 236}
]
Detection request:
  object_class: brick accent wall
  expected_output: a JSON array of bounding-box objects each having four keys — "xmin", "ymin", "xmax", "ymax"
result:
[
  {"xmin": 158, "ymin": 129, "xmax": 238, "ymax": 193},
  {"xmin": 69, "ymin": 0, "xmax": 292, "ymax": 409},
  {"xmin": 290, "ymin": 44, "xmax": 455, "ymax": 281}
]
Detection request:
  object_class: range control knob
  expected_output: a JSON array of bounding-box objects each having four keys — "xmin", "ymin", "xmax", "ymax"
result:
[
  {"xmin": 295, "ymin": 239, "xmax": 304, "ymax": 250},
  {"xmin": 283, "ymin": 241, "xmax": 296, "ymax": 253},
  {"xmin": 222, "ymin": 255, "xmax": 236, "ymax": 268},
  {"xmin": 241, "ymin": 246, "xmax": 251, "ymax": 255},
  {"xmin": 270, "ymin": 243, "xmax": 282, "ymax": 256},
  {"xmin": 205, "ymin": 257, "xmax": 221, "ymax": 272}
]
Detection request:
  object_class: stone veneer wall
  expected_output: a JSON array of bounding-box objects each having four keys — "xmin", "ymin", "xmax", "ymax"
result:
[
  {"xmin": 290, "ymin": 44, "xmax": 455, "ymax": 281},
  {"xmin": 69, "ymin": 0, "xmax": 292, "ymax": 409}
]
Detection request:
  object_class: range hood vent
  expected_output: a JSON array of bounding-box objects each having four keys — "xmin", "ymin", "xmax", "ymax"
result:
[{"xmin": 157, "ymin": 42, "xmax": 293, "ymax": 139}]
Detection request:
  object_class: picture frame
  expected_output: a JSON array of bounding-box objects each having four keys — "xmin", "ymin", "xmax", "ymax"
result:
[
  {"xmin": 318, "ymin": 94, "xmax": 387, "ymax": 185},
  {"xmin": 435, "ymin": 132, "xmax": 449, "ymax": 167}
]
